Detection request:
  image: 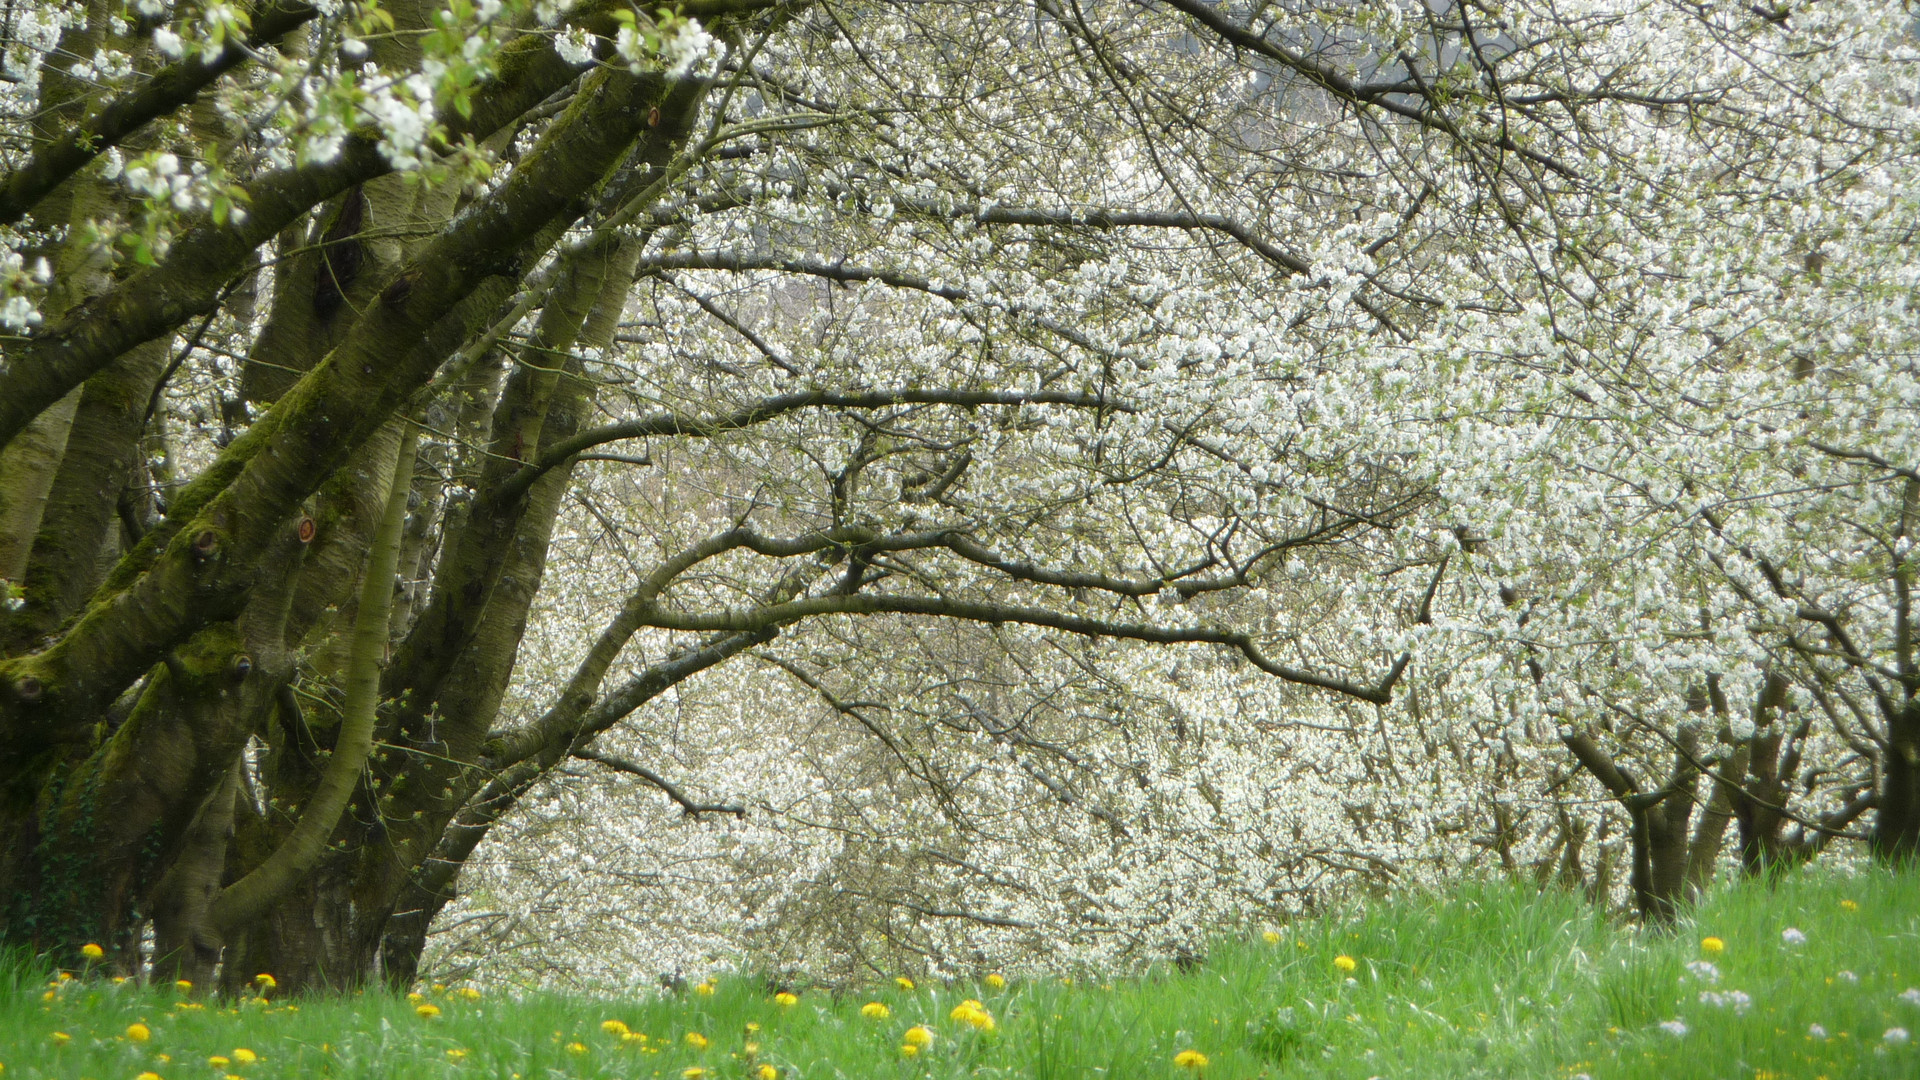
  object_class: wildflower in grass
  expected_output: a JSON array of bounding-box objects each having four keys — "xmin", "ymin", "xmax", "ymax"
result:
[
  {"xmin": 1173, "ymin": 1049, "xmax": 1209, "ymax": 1070},
  {"xmin": 567, "ymin": 1042, "xmax": 588, "ymax": 1056},
  {"xmin": 174, "ymin": 980, "xmax": 191, "ymax": 991},
  {"xmin": 209, "ymin": 1057, "xmax": 230, "ymax": 1067},
  {"xmin": 1698, "ymin": 990, "xmax": 1752, "ymax": 1014},
  {"xmin": 1263, "ymin": 930, "xmax": 1281, "ymax": 945},
  {"xmin": 951, "ymin": 1002, "xmax": 996, "ymax": 1031},
  {"xmin": 447, "ymin": 1049, "xmax": 468, "ymax": 1060},
  {"xmin": 456, "ymin": 987, "xmax": 482, "ymax": 1001},
  {"xmin": 1782, "ymin": 928, "xmax": 1807, "ymax": 946},
  {"xmin": 901, "ymin": 1044, "xmax": 920, "ymax": 1058},
  {"xmin": 758, "ymin": 1066, "xmax": 777, "ymax": 1080},
  {"xmin": 985, "ymin": 973, "xmax": 1005, "ymax": 989},
  {"xmin": 745, "ymin": 1022, "xmax": 760, "ymax": 1034},
  {"xmin": 773, "ymin": 992, "xmax": 798, "ymax": 1007},
  {"xmin": 416, "ymin": 1003, "xmax": 441, "ymax": 1019},
  {"xmin": 1334, "ymin": 955, "xmax": 1357, "ymax": 972},
  {"xmin": 432, "ymin": 983, "xmax": 446, "ymax": 992},
  {"xmin": 603, "ymin": 1020, "xmax": 630, "ymax": 1036},
  {"xmin": 904, "ymin": 1025, "xmax": 933, "ymax": 1047},
  {"xmin": 896, "ymin": 976, "xmax": 915, "ymax": 990},
  {"xmin": 55, "ymin": 971, "xmax": 71, "ymax": 982},
  {"xmin": 407, "ymin": 991, "xmax": 425, "ymax": 1002},
  {"xmin": 684, "ymin": 1069, "xmax": 708, "ymax": 1080},
  {"xmin": 137, "ymin": 1074, "xmax": 160, "ymax": 1080},
  {"xmin": 1885, "ymin": 1028, "xmax": 1910, "ymax": 1045},
  {"xmin": 862, "ymin": 1002, "xmax": 891, "ymax": 1019},
  {"xmin": 1684, "ymin": 960, "xmax": 1720, "ymax": 984},
  {"xmin": 254, "ymin": 973, "xmax": 276, "ymax": 990},
  {"xmin": 1809, "ymin": 1024, "xmax": 1829, "ymax": 1040},
  {"xmin": 685, "ymin": 1032, "xmax": 709, "ymax": 1050},
  {"xmin": 126, "ymin": 1022, "xmax": 151, "ymax": 1041},
  {"xmin": 1658, "ymin": 1020, "xmax": 1688, "ymax": 1038},
  {"xmin": 695, "ymin": 981, "xmax": 715, "ymax": 996},
  {"xmin": 231, "ymin": 1049, "xmax": 257, "ymax": 1064},
  {"xmin": 50, "ymin": 1032, "xmax": 70, "ymax": 1046},
  {"xmin": 1700, "ymin": 937, "xmax": 1725, "ymax": 955},
  {"xmin": 81, "ymin": 943, "xmax": 104, "ymax": 959},
  {"xmin": 622, "ymin": 1032, "xmax": 646, "ymax": 1048},
  {"xmin": 1841, "ymin": 899, "xmax": 1859, "ymax": 912}
]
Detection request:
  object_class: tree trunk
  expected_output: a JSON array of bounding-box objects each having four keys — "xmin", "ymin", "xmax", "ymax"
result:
[{"xmin": 1874, "ymin": 700, "xmax": 1920, "ymax": 864}]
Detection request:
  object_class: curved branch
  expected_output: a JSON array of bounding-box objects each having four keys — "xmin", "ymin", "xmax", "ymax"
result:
[
  {"xmin": 635, "ymin": 591, "xmax": 1407, "ymax": 704},
  {"xmin": 570, "ymin": 747, "xmax": 745, "ymax": 818},
  {"xmin": 0, "ymin": 1, "xmax": 320, "ymax": 227},
  {"xmin": 491, "ymin": 388, "xmax": 1130, "ymax": 505},
  {"xmin": 208, "ymin": 424, "xmax": 417, "ymax": 935}
]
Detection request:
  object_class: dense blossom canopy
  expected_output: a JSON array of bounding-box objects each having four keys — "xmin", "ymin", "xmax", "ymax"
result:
[{"xmin": 0, "ymin": 0, "xmax": 1912, "ymax": 988}]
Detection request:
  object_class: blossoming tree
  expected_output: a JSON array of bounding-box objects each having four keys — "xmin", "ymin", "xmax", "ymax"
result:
[{"xmin": 0, "ymin": 0, "xmax": 1911, "ymax": 991}]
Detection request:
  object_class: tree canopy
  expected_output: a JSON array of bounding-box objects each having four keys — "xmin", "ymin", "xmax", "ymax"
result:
[{"xmin": 0, "ymin": 0, "xmax": 1913, "ymax": 989}]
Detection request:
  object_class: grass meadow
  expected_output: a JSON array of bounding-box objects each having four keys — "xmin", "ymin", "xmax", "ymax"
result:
[{"xmin": 3, "ymin": 867, "xmax": 1915, "ymax": 1080}]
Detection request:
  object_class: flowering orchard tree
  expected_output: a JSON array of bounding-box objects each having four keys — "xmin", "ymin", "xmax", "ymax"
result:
[
  {"xmin": 421, "ymin": 0, "xmax": 1920, "ymax": 978},
  {"xmin": 0, "ymin": 0, "xmax": 1911, "ymax": 991}
]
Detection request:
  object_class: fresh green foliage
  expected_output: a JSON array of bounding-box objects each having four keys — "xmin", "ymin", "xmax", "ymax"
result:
[{"xmin": 4, "ymin": 869, "xmax": 1915, "ymax": 1079}]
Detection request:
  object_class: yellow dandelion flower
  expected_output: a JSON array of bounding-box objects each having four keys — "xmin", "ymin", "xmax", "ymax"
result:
[
  {"xmin": 137, "ymin": 1073, "xmax": 161, "ymax": 1080},
  {"xmin": 566, "ymin": 1042, "xmax": 588, "ymax": 1055},
  {"xmin": 208, "ymin": 1057, "xmax": 230, "ymax": 1067},
  {"xmin": 56, "ymin": 971, "xmax": 71, "ymax": 982},
  {"xmin": 745, "ymin": 1022, "xmax": 760, "ymax": 1033},
  {"xmin": 1701, "ymin": 937, "xmax": 1725, "ymax": 955},
  {"xmin": 685, "ymin": 1032, "xmax": 709, "ymax": 1050},
  {"xmin": 50, "ymin": 1032, "xmax": 70, "ymax": 1046},
  {"xmin": 80, "ymin": 943, "xmax": 104, "ymax": 959},
  {"xmin": 773, "ymin": 992, "xmax": 798, "ymax": 1007},
  {"xmin": 447, "ymin": 1048, "xmax": 468, "ymax": 1061},
  {"xmin": 126, "ymin": 1022, "xmax": 151, "ymax": 1042},
  {"xmin": 758, "ymin": 1066, "xmax": 778, "ymax": 1080},
  {"xmin": 900, "ymin": 1044, "xmax": 920, "ymax": 1058},
  {"xmin": 456, "ymin": 986, "xmax": 483, "ymax": 1000},
  {"xmin": 416, "ymin": 1004, "xmax": 441, "ymax": 1019},
  {"xmin": 1263, "ymin": 930, "xmax": 1281, "ymax": 945},
  {"xmin": 683, "ymin": 1068, "xmax": 708, "ymax": 1080},
  {"xmin": 622, "ymin": 1032, "xmax": 646, "ymax": 1048},
  {"xmin": 695, "ymin": 981, "xmax": 716, "ymax": 997},
  {"xmin": 904, "ymin": 1025, "xmax": 934, "ymax": 1047},
  {"xmin": 407, "ymin": 991, "xmax": 425, "ymax": 1002},
  {"xmin": 984, "ymin": 973, "xmax": 1005, "ymax": 989},
  {"xmin": 432, "ymin": 983, "xmax": 446, "ymax": 993},
  {"xmin": 231, "ymin": 1049, "xmax": 257, "ymax": 1064},
  {"xmin": 254, "ymin": 974, "xmax": 276, "ymax": 990},
  {"xmin": 1841, "ymin": 900, "xmax": 1859, "ymax": 912},
  {"xmin": 744, "ymin": 1042, "xmax": 760, "ymax": 1057},
  {"xmin": 861, "ymin": 1002, "xmax": 891, "ymax": 1019},
  {"xmin": 602, "ymin": 1020, "xmax": 630, "ymax": 1037},
  {"xmin": 1334, "ymin": 955, "xmax": 1357, "ymax": 972},
  {"xmin": 174, "ymin": 980, "xmax": 191, "ymax": 991},
  {"xmin": 950, "ymin": 1003, "xmax": 995, "ymax": 1031},
  {"xmin": 1174, "ymin": 1050, "xmax": 1209, "ymax": 1070},
  {"xmin": 895, "ymin": 977, "xmax": 915, "ymax": 990}
]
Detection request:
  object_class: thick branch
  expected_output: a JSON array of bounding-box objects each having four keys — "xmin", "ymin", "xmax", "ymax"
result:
[
  {"xmin": 492, "ymin": 388, "xmax": 1128, "ymax": 505},
  {"xmin": 208, "ymin": 424, "xmax": 417, "ymax": 934},
  {"xmin": 0, "ymin": 2, "xmax": 320, "ymax": 227},
  {"xmin": 634, "ymin": 591, "xmax": 1406, "ymax": 703}
]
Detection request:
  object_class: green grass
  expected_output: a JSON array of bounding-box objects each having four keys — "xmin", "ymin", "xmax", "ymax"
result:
[{"xmin": 4, "ymin": 867, "xmax": 1916, "ymax": 1079}]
